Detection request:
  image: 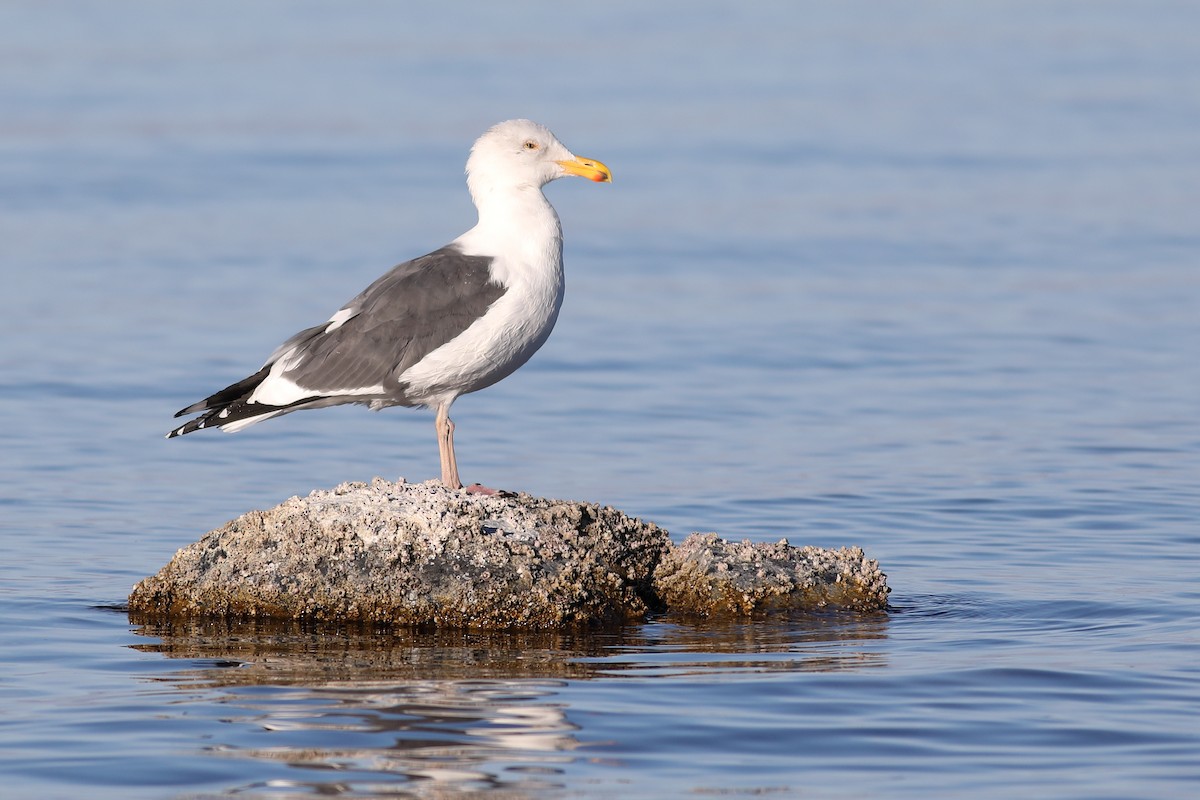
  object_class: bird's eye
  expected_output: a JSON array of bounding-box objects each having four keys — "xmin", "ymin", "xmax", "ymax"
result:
[{"xmin": 523, "ymin": 140, "xmax": 539, "ymax": 150}]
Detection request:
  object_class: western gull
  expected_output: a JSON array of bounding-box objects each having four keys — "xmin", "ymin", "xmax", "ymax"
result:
[{"xmin": 168, "ymin": 119, "xmax": 612, "ymax": 490}]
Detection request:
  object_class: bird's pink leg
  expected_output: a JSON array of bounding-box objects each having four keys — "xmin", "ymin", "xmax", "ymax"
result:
[
  {"xmin": 435, "ymin": 404, "xmax": 503, "ymax": 494},
  {"xmin": 435, "ymin": 404, "xmax": 462, "ymax": 490}
]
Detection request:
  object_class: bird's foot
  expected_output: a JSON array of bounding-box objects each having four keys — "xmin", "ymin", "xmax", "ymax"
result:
[{"xmin": 464, "ymin": 483, "xmax": 509, "ymax": 496}]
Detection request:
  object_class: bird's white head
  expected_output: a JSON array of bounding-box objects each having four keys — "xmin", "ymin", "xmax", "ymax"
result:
[{"xmin": 465, "ymin": 119, "xmax": 611, "ymax": 204}]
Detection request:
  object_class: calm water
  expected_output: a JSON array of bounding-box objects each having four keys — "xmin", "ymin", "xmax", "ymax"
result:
[{"xmin": 3, "ymin": 2, "xmax": 1199, "ymax": 797}]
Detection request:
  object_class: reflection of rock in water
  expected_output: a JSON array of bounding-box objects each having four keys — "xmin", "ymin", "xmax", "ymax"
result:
[
  {"xmin": 130, "ymin": 479, "xmax": 889, "ymax": 627},
  {"xmin": 131, "ymin": 615, "xmax": 890, "ymax": 686},
  {"xmin": 129, "ymin": 616, "xmax": 889, "ymax": 797},
  {"xmin": 131, "ymin": 619, "xmax": 616, "ymax": 683}
]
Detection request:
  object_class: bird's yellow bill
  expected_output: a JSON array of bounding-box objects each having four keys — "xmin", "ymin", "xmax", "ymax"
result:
[{"xmin": 558, "ymin": 156, "xmax": 612, "ymax": 183}]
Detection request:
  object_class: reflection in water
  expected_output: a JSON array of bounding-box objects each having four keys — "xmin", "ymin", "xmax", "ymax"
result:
[
  {"xmin": 129, "ymin": 615, "xmax": 888, "ymax": 796},
  {"xmin": 205, "ymin": 680, "xmax": 579, "ymax": 795},
  {"xmin": 588, "ymin": 613, "xmax": 891, "ymax": 677}
]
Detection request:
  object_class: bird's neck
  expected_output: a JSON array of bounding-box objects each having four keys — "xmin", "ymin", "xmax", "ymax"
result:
[
  {"xmin": 471, "ymin": 181, "xmax": 560, "ymax": 229},
  {"xmin": 457, "ymin": 184, "xmax": 564, "ymax": 284}
]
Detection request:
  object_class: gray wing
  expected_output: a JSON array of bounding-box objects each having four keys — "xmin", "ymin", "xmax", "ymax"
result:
[{"xmin": 269, "ymin": 245, "xmax": 506, "ymax": 398}]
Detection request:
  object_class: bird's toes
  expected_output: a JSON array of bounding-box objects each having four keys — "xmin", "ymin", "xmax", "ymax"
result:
[{"xmin": 465, "ymin": 483, "xmax": 510, "ymax": 497}]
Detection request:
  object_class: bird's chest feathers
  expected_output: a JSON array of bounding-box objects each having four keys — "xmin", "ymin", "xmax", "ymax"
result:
[{"xmin": 397, "ymin": 236, "xmax": 564, "ymax": 400}]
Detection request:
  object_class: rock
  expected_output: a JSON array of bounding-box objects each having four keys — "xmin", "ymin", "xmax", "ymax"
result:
[
  {"xmin": 130, "ymin": 479, "xmax": 889, "ymax": 628},
  {"xmin": 130, "ymin": 479, "xmax": 668, "ymax": 627},
  {"xmin": 653, "ymin": 533, "xmax": 890, "ymax": 615}
]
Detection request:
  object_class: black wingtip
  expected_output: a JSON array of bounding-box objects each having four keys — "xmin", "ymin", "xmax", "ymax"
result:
[
  {"xmin": 165, "ymin": 422, "xmax": 189, "ymax": 439},
  {"xmin": 166, "ymin": 415, "xmax": 210, "ymax": 439}
]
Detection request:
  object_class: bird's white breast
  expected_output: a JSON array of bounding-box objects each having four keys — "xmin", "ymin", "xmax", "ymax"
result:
[
  {"xmin": 396, "ymin": 260, "xmax": 563, "ymax": 407},
  {"xmin": 397, "ymin": 195, "xmax": 566, "ymax": 407}
]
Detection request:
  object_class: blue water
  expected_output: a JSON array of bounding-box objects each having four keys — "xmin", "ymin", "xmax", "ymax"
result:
[{"xmin": 3, "ymin": 1, "xmax": 1199, "ymax": 797}]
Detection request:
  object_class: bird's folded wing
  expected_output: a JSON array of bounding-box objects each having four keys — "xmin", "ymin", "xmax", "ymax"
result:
[{"xmin": 268, "ymin": 245, "xmax": 507, "ymax": 397}]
